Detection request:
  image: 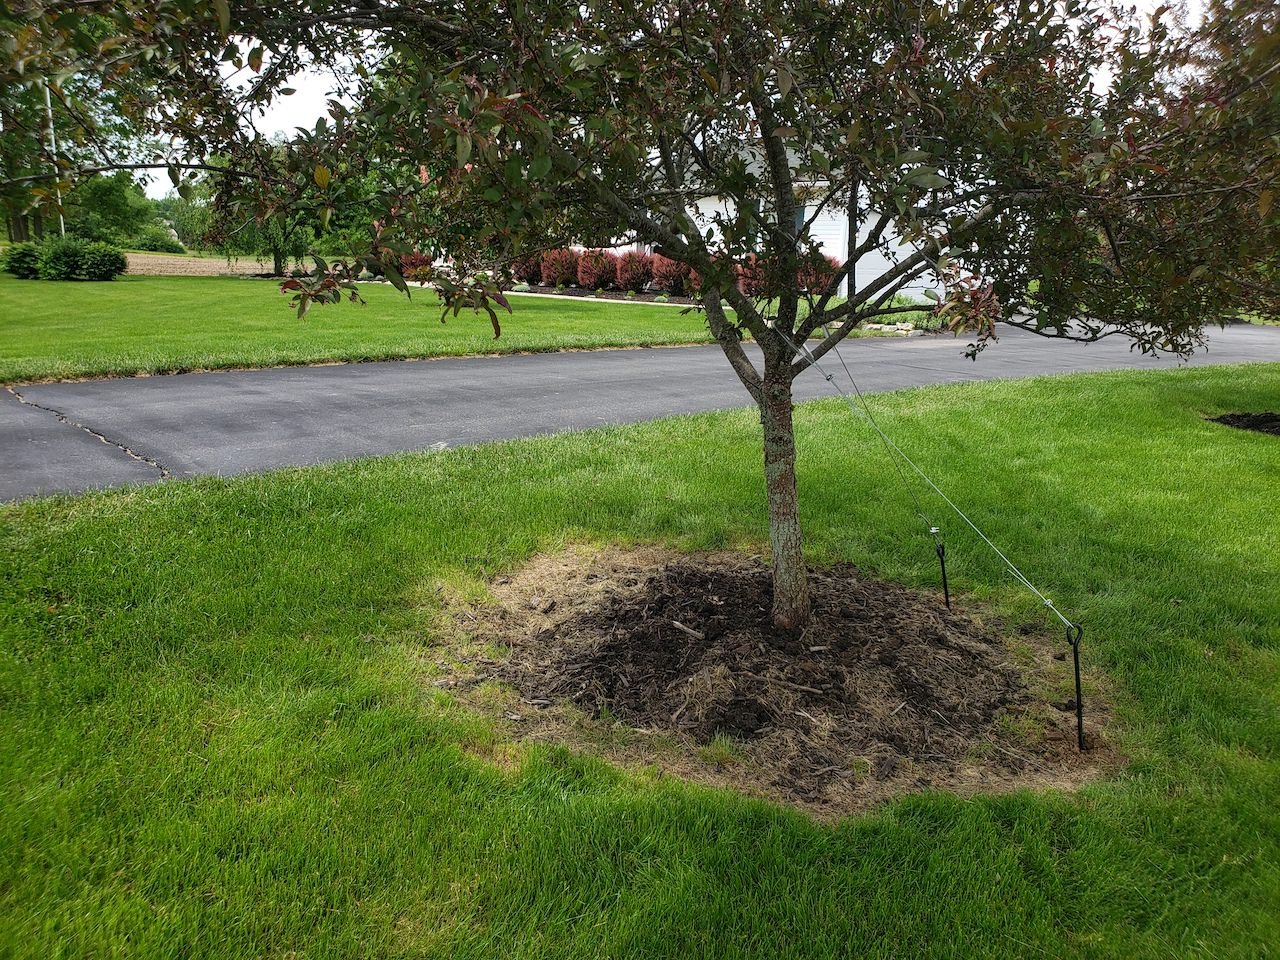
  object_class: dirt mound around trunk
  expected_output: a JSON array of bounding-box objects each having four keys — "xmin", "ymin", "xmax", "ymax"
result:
[{"xmin": 442, "ymin": 546, "xmax": 1115, "ymax": 816}]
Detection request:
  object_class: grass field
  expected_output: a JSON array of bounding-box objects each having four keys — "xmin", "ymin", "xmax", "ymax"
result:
[
  {"xmin": 2, "ymin": 365, "xmax": 1279, "ymax": 957},
  {"xmin": 0, "ymin": 274, "xmax": 716, "ymax": 383}
]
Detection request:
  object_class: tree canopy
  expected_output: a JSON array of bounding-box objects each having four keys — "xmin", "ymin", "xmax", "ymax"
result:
[{"xmin": 3, "ymin": 0, "xmax": 1276, "ymax": 626}]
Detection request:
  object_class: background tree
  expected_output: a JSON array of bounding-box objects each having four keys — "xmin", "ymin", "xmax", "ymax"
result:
[
  {"xmin": 60, "ymin": 170, "xmax": 153, "ymax": 242},
  {"xmin": 155, "ymin": 184, "xmax": 216, "ymax": 252},
  {"xmin": 3, "ymin": 0, "xmax": 1276, "ymax": 628},
  {"xmin": 1, "ymin": 53, "xmax": 151, "ymax": 241}
]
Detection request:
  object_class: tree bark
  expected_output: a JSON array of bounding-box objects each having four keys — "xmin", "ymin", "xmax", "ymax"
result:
[
  {"xmin": 759, "ymin": 374, "xmax": 811, "ymax": 630},
  {"xmin": 6, "ymin": 212, "xmax": 29, "ymax": 243}
]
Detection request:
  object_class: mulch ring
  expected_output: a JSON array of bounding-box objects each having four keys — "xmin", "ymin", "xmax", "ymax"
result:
[
  {"xmin": 437, "ymin": 546, "xmax": 1117, "ymax": 817},
  {"xmin": 1209, "ymin": 412, "xmax": 1280, "ymax": 436}
]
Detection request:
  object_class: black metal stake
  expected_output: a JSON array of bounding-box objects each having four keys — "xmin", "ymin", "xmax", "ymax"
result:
[
  {"xmin": 936, "ymin": 541, "xmax": 951, "ymax": 610},
  {"xmin": 1068, "ymin": 622, "xmax": 1085, "ymax": 751}
]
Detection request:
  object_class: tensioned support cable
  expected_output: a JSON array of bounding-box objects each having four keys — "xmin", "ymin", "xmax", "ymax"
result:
[
  {"xmin": 818, "ymin": 322, "xmax": 950, "ymax": 609},
  {"xmin": 771, "ymin": 321, "xmax": 1087, "ymax": 750}
]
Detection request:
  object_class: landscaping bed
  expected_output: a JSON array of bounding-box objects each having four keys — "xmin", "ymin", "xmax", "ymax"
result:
[
  {"xmin": 445, "ymin": 545, "xmax": 1110, "ymax": 817},
  {"xmin": 513, "ymin": 282, "xmax": 697, "ymax": 305},
  {"xmin": 1210, "ymin": 411, "xmax": 1280, "ymax": 436}
]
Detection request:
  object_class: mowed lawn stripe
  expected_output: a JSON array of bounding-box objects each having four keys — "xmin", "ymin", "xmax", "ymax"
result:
[
  {"xmin": 1, "ymin": 365, "xmax": 1278, "ymax": 958},
  {"xmin": 0, "ymin": 274, "xmax": 715, "ymax": 384}
]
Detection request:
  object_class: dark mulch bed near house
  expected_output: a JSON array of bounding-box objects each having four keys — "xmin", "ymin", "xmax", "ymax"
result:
[
  {"xmin": 514, "ymin": 283, "xmax": 697, "ymax": 305},
  {"xmin": 1209, "ymin": 412, "xmax": 1280, "ymax": 436},
  {"xmin": 440, "ymin": 546, "xmax": 1114, "ymax": 816}
]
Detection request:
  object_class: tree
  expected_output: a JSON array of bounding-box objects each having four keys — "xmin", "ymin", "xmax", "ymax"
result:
[
  {"xmin": 3, "ymin": 0, "xmax": 1277, "ymax": 628},
  {"xmin": 62, "ymin": 170, "xmax": 154, "ymax": 242},
  {"xmin": 1, "ymin": 45, "xmax": 152, "ymax": 242},
  {"xmin": 155, "ymin": 186, "xmax": 215, "ymax": 252}
]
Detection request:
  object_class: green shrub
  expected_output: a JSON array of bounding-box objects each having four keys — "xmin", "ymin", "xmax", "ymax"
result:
[
  {"xmin": 80, "ymin": 241, "xmax": 128, "ymax": 280},
  {"xmin": 1, "ymin": 242, "xmax": 41, "ymax": 279},
  {"xmin": 889, "ymin": 293, "xmax": 942, "ymax": 330},
  {"xmin": 37, "ymin": 237, "xmax": 89, "ymax": 280},
  {"xmin": 32, "ymin": 237, "xmax": 127, "ymax": 281},
  {"xmin": 131, "ymin": 225, "xmax": 185, "ymax": 253}
]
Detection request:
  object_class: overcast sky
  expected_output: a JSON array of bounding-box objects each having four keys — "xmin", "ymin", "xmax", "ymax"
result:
[{"xmin": 143, "ymin": 65, "xmax": 347, "ymax": 198}]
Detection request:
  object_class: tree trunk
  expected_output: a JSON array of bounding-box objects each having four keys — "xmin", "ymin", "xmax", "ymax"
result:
[
  {"xmin": 272, "ymin": 244, "xmax": 286, "ymax": 276},
  {"xmin": 6, "ymin": 212, "xmax": 29, "ymax": 243},
  {"xmin": 759, "ymin": 375, "xmax": 811, "ymax": 630}
]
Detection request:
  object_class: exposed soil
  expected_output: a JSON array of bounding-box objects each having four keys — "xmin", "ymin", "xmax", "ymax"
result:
[
  {"xmin": 438, "ymin": 546, "xmax": 1116, "ymax": 817},
  {"xmin": 1210, "ymin": 411, "xmax": 1280, "ymax": 436},
  {"xmin": 124, "ymin": 252, "xmax": 293, "ymax": 277}
]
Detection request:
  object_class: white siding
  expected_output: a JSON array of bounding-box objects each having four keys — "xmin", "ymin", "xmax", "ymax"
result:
[
  {"xmin": 805, "ymin": 204, "xmax": 849, "ymax": 296},
  {"xmin": 803, "ymin": 203, "xmax": 941, "ymax": 301},
  {"xmin": 608, "ymin": 192, "xmax": 942, "ymax": 302}
]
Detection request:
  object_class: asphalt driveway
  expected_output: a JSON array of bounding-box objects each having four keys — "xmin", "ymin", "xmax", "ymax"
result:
[{"xmin": 5, "ymin": 324, "xmax": 1279, "ymax": 501}]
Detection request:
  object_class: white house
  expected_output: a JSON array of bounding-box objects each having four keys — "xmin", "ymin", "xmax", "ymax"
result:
[{"xmin": 613, "ymin": 189, "xmax": 940, "ymax": 300}]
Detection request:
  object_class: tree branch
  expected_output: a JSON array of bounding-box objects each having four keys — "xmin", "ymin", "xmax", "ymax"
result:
[{"xmin": 1, "ymin": 161, "xmax": 254, "ymax": 188}]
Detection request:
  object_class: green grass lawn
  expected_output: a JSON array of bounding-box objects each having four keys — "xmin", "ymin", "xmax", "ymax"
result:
[
  {"xmin": 0, "ymin": 274, "xmax": 716, "ymax": 383},
  {"xmin": 2, "ymin": 365, "xmax": 1279, "ymax": 957}
]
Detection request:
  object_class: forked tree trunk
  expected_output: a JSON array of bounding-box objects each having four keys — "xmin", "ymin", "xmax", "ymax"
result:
[
  {"xmin": 6, "ymin": 213, "xmax": 26, "ymax": 243},
  {"xmin": 759, "ymin": 375, "xmax": 811, "ymax": 630}
]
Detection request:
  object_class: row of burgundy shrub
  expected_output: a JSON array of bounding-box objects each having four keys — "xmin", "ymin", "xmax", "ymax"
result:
[
  {"xmin": 616, "ymin": 251, "xmax": 652, "ymax": 292},
  {"xmin": 512, "ymin": 253, "xmax": 541, "ymax": 285},
  {"xmin": 541, "ymin": 248, "xmax": 579, "ymax": 286},
  {"xmin": 736, "ymin": 254, "xmax": 773, "ymax": 298},
  {"xmin": 739, "ymin": 253, "xmax": 843, "ymax": 298},
  {"xmin": 687, "ymin": 255, "xmax": 731, "ymax": 296},
  {"xmin": 576, "ymin": 249, "xmax": 619, "ymax": 289},
  {"xmin": 687, "ymin": 265, "xmax": 703, "ymax": 295},
  {"xmin": 512, "ymin": 248, "xmax": 841, "ymax": 297},
  {"xmin": 651, "ymin": 254, "xmax": 691, "ymax": 295}
]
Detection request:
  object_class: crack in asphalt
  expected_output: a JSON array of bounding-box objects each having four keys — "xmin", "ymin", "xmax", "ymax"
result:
[{"xmin": 6, "ymin": 386, "xmax": 171, "ymax": 480}]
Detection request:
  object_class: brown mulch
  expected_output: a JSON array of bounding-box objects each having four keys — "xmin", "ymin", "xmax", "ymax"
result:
[
  {"xmin": 437, "ymin": 546, "xmax": 1117, "ymax": 817},
  {"xmin": 515, "ymin": 283, "xmax": 696, "ymax": 305},
  {"xmin": 1210, "ymin": 412, "xmax": 1280, "ymax": 436}
]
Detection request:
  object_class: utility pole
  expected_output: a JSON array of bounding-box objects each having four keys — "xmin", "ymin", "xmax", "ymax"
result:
[{"xmin": 42, "ymin": 80, "xmax": 66, "ymax": 237}]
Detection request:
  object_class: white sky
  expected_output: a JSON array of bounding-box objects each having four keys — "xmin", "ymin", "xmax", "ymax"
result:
[{"xmin": 143, "ymin": 65, "xmax": 346, "ymax": 198}]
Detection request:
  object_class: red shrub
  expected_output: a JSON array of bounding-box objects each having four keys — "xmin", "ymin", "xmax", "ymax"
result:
[
  {"xmin": 511, "ymin": 253, "xmax": 542, "ymax": 285},
  {"xmin": 651, "ymin": 254, "xmax": 692, "ymax": 296},
  {"xmin": 738, "ymin": 253, "xmax": 845, "ymax": 298},
  {"xmin": 398, "ymin": 251, "xmax": 434, "ymax": 276},
  {"xmin": 615, "ymin": 250, "xmax": 653, "ymax": 292},
  {"xmin": 691, "ymin": 257, "xmax": 742, "ymax": 299},
  {"xmin": 540, "ymin": 248, "xmax": 580, "ymax": 286},
  {"xmin": 577, "ymin": 249, "xmax": 620, "ymax": 289},
  {"xmin": 738, "ymin": 253, "xmax": 772, "ymax": 298},
  {"xmin": 798, "ymin": 254, "xmax": 843, "ymax": 294}
]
